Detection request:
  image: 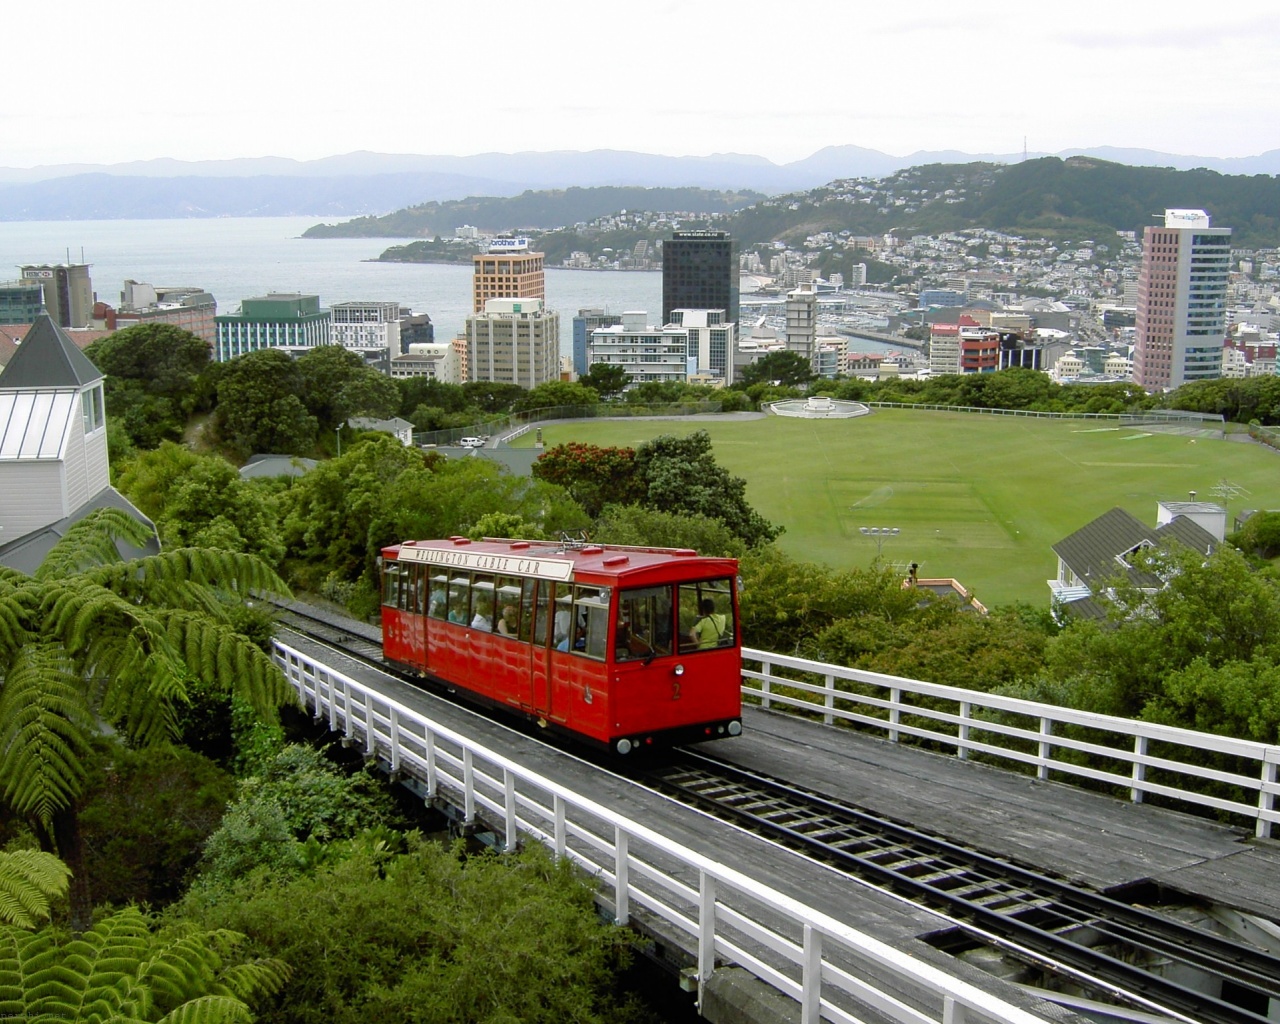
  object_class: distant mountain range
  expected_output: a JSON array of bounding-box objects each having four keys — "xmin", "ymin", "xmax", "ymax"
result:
[{"xmin": 1, "ymin": 146, "xmax": 1278, "ymax": 222}]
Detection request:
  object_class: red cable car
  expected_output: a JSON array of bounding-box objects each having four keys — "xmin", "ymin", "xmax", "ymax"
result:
[{"xmin": 380, "ymin": 536, "xmax": 743, "ymax": 754}]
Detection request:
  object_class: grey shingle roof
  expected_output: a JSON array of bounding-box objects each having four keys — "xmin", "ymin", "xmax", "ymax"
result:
[
  {"xmin": 1052, "ymin": 507, "xmax": 1156, "ymax": 587},
  {"xmin": 0, "ymin": 313, "xmax": 102, "ymax": 390},
  {"xmin": 1053, "ymin": 506, "xmax": 1221, "ymax": 594},
  {"xmin": 0, "ymin": 486, "xmax": 158, "ymax": 574}
]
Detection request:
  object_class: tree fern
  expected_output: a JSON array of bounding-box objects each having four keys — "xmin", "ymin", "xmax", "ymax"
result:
[
  {"xmin": 0, "ymin": 644, "xmax": 94, "ymax": 824},
  {"xmin": 0, "ymin": 851, "xmax": 70, "ymax": 928},
  {"xmin": 0, "ymin": 908, "xmax": 286, "ymax": 1024},
  {"xmin": 0, "ymin": 509, "xmax": 297, "ymax": 927}
]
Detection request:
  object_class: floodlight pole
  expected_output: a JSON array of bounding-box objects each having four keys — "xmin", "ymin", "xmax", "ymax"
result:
[{"xmin": 859, "ymin": 526, "xmax": 900, "ymax": 560}]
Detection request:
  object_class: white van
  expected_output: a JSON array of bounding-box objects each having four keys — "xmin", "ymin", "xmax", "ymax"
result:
[{"xmin": 458, "ymin": 437, "xmax": 486, "ymax": 448}]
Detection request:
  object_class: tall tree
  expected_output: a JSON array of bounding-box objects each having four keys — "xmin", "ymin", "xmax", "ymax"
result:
[
  {"xmin": 0, "ymin": 509, "xmax": 293, "ymax": 928},
  {"xmin": 85, "ymin": 324, "xmax": 213, "ymax": 448},
  {"xmin": 214, "ymin": 349, "xmax": 318, "ymax": 458},
  {"xmin": 296, "ymin": 345, "xmax": 399, "ymax": 431},
  {"xmin": 579, "ymin": 362, "xmax": 631, "ymax": 401},
  {"xmin": 633, "ymin": 430, "xmax": 782, "ymax": 548}
]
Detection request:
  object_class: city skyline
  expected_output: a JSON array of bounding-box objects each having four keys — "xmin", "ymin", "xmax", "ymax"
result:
[{"xmin": 5, "ymin": 1, "xmax": 1278, "ymax": 170}]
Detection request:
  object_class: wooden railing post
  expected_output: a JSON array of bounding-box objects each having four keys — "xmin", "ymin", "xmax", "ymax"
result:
[
  {"xmin": 957, "ymin": 701, "xmax": 971, "ymax": 760},
  {"xmin": 1038, "ymin": 718, "xmax": 1053, "ymax": 781},
  {"xmin": 1131, "ymin": 735, "xmax": 1148, "ymax": 804}
]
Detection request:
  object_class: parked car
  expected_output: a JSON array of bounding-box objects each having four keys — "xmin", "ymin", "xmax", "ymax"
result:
[{"xmin": 458, "ymin": 437, "xmax": 486, "ymax": 448}]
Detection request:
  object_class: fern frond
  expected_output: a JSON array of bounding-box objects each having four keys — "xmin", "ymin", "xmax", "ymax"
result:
[
  {"xmin": 90, "ymin": 548, "xmax": 290, "ymax": 604},
  {"xmin": 215, "ymin": 957, "xmax": 291, "ymax": 1004},
  {"xmin": 0, "ymin": 924, "xmax": 63, "ymax": 1019},
  {"xmin": 0, "ymin": 851, "xmax": 71, "ymax": 928},
  {"xmin": 35, "ymin": 508, "xmax": 154, "ymax": 582},
  {"xmin": 59, "ymin": 908, "xmax": 153, "ymax": 1021},
  {"xmin": 157, "ymin": 612, "xmax": 296, "ymax": 718},
  {"xmin": 0, "ymin": 591, "xmax": 31, "ymax": 660},
  {"xmin": 155, "ymin": 994, "xmax": 253, "ymax": 1024},
  {"xmin": 0, "ymin": 644, "xmax": 94, "ymax": 824}
]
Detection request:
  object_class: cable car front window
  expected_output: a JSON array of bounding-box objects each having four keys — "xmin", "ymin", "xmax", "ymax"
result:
[
  {"xmin": 678, "ymin": 578, "xmax": 735, "ymax": 653},
  {"xmin": 615, "ymin": 585, "xmax": 675, "ymax": 661}
]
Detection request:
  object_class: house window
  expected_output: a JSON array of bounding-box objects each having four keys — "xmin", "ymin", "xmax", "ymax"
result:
[{"xmin": 81, "ymin": 385, "xmax": 104, "ymax": 434}]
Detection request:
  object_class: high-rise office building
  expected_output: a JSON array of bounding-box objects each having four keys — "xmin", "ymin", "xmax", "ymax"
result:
[
  {"xmin": 1133, "ymin": 210, "xmax": 1231, "ymax": 390},
  {"xmin": 661, "ymin": 231, "xmax": 738, "ymax": 331},
  {"xmin": 19, "ymin": 263, "xmax": 94, "ymax": 328},
  {"xmin": 785, "ymin": 282, "xmax": 817, "ymax": 370},
  {"xmin": 330, "ymin": 301, "xmax": 401, "ymax": 369},
  {"xmin": 465, "ymin": 298, "xmax": 559, "ymax": 388},
  {"xmin": 572, "ymin": 308, "xmax": 622, "ymax": 376},
  {"xmin": 0, "ymin": 280, "xmax": 46, "ymax": 325},
  {"xmin": 214, "ymin": 293, "xmax": 331, "ymax": 362},
  {"xmin": 669, "ymin": 309, "xmax": 734, "ymax": 382},
  {"xmin": 587, "ymin": 312, "xmax": 688, "ymax": 389},
  {"xmin": 472, "ymin": 238, "xmax": 545, "ymax": 313}
]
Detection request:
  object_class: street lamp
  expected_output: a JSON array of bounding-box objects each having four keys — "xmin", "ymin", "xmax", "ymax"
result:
[
  {"xmin": 859, "ymin": 526, "xmax": 900, "ymax": 560},
  {"xmin": 336, "ymin": 426, "xmax": 342, "ymax": 457}
]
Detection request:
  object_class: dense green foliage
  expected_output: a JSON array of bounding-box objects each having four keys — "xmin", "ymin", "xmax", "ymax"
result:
[
  {"xmin": 85, "ymin": 323, "xmax": 213, "ymax": 449},
  {"xmin": 117, "ymin": 444, "xmax": 286, "ymax": 564},
  {"xmin": 214, "ymin": 349, "xmax": 318, "ymax": 459},
  {"xmin": 180, "ymin": 839, "xmax": 642, "ymax": 1024},
  {"xmin": 533, "ymin": 431, "xmax": 780, "ymax": 548},
  {"xmin": 78, "ymin": 745, "xmax": 236, "ymax": 908},
  {"xmin": 277, "ymin": 435, "xmax": 588, "ymax": 614},
  {"xmin": 193, "ymin": 745, "xmax": 402, "ymax": 890}
]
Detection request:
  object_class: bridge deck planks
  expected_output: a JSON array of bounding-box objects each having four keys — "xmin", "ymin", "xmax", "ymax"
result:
[{"xmin": 708, "ymin": 707, "xmax": 1280, "ymax": 922}]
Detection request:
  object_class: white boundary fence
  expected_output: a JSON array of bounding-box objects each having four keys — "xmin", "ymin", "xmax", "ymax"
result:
[
  {"xmin": 742, "ymin": 648, "xmax": 1280, "ymax": 839},
  {"xmin": 273, "ymin": 639, "xmax": 1050, "ymax": 1024}
]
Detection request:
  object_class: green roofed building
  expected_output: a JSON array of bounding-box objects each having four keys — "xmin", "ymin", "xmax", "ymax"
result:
[{"xmin": 215, "ymin": 292, "xmax": 330, "ymax": 362}]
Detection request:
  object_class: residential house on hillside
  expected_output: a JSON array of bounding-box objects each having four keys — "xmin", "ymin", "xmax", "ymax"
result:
[
  {"xmin": 1048, "ymin": 502, "xmax": 1223, "ymax": 621},
  {"xmin": 0, "ymin": 313, "xmax": 158, "ymax": 571}
]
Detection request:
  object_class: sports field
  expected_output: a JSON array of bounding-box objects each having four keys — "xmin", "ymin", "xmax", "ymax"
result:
[{"xmin": 512, "ymin": 410, "xmax": 1280, "ymax": 607}]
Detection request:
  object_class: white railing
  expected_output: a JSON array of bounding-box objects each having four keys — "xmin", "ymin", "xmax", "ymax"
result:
[
  {"xmin": 742, "ymin": 647, "xmax": 1280, "ymax": 839},
  {"xmin": 273, "ymin": 639, "xmax": 1049, "ymax": 1024}
]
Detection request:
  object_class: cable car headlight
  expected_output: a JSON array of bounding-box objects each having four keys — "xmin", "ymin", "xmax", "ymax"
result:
[{"xmin": 673, "ymin": 663, "xmax": 685, "ymax": 676}]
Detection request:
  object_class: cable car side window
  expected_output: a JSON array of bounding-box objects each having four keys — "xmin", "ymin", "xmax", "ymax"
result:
[
  {"xmin": 678, "ymin": 578, "xmax": 735, "ymax": 653},
  {"xmin": 427, "ymin": 574, "xmax": 449, "ymax": 620},
  {"xmin": 616, "ymin": 584, "xmax": 675, "ymax": 661},
  {"xmin": 447, "ymin": 575, "xmax": 470, "ymax": 624},
  {"xmin": 470, "ymin": 573, "xmax": 495, "ymax": 630},
  {"xmin": 558, "ymin": 584, "xmax": 610, "ymax": 659},
  {"xmin": 520, "ymin": 579, "xmax": 544, "ymax": 644},
  {"xmin": 494, "ymin": 575, "xmax": 522, "ymax": 637},
  {"xmin": 382, "ymin": 561, "xmax": 404, "ymax": 608}
]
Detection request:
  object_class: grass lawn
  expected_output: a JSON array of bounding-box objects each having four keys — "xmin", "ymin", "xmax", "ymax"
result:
[{"xmin": 511, "ymin": 410, "xmax": 1280, "ymax": 608}]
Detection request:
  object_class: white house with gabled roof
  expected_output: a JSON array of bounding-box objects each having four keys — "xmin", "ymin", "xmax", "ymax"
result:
[{"xmin": 0, "ymin": 312, "xmax": 157, "ymax": 572}]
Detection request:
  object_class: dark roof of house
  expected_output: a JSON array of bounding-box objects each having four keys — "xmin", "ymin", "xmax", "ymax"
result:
[
  {"xmin": 0, "ymin": 486, "xmax": 159, "ymax": 575},
  {"xmin": 238, "ymin": 454, "xmax": 318, "ymax": 479},
  {"xmin": 1053, "ymin": 506, "xmax": 1220, "ymax": 592},
  {"xmin": 0, "ymin": 313, "xmax": 102, "ymax": 390}
]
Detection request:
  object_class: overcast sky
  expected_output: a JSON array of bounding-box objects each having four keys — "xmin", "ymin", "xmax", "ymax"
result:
[{"xmin": 7, "ymin": 0, "xmax": 1278, "ymax": 168}]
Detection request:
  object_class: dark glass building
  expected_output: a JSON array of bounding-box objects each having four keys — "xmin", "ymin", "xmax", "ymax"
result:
[{"xmin": 661, "ymin": 231, "xmax": 738, "ymax": 331}]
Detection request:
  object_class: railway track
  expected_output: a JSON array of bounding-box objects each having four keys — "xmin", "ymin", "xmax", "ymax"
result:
[
  {"xmin": 274, "ymin": 602, "xmax": 1280, "ymax": 1024},
  {"xmin": 641, "ymin": 754, "xmax": 1280, "ymax": 1024}
]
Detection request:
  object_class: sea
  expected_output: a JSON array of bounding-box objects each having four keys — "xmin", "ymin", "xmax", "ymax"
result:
[
  {"xmin": 0, "ymin": 215, "xmax": 904, "ymax": 359},
  {"xmin": 0, "ymin": 216, "xmax": 662, "ymax": 347}
]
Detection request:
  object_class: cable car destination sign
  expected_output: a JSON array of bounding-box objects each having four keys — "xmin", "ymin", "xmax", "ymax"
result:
[{"xmin": 396, "ymin": 544, "xmax": 574, "ymax": 581}]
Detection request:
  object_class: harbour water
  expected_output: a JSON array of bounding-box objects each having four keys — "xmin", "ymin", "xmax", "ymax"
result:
[
  {"xmin": 0, "ymin": 216, "xmax": 904, "ymax": 357},
  {"xmin": 0, "ymin": 216, "xmax": 662, "ymax": 345}
]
